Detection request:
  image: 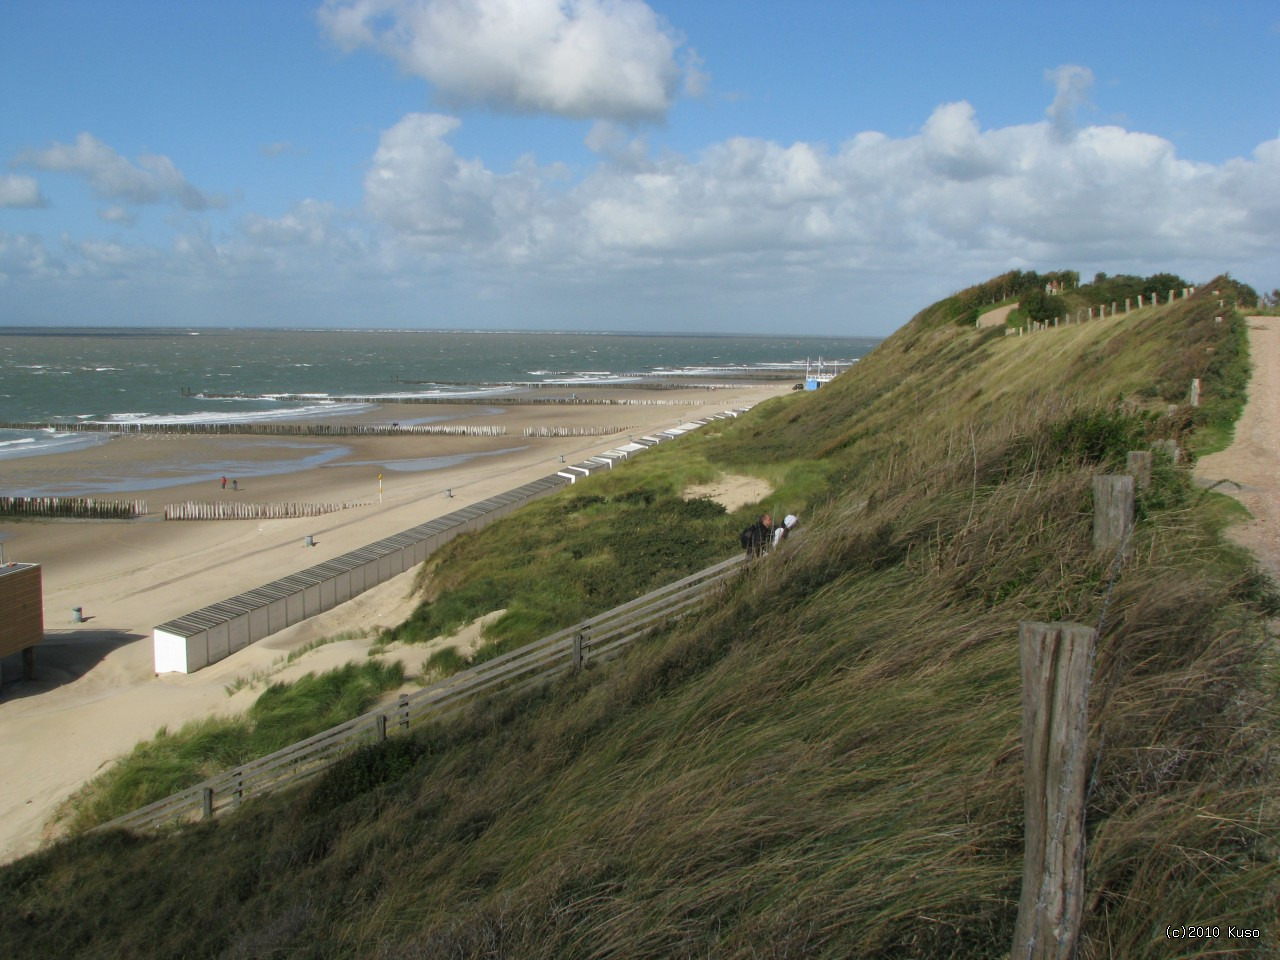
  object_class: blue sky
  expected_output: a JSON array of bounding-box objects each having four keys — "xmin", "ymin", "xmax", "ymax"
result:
[{"xmin": 1, "ymin": 0, "xmax": 1277, "ymax": 336}]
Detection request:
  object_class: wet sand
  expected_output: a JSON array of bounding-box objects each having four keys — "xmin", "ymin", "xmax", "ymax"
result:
[{"xmin": 0, "ymin": 383, "xmax": 788, "ymax": 862}]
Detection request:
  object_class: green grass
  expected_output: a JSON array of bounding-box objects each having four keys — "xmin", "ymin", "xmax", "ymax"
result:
[
  {"xmin": 54, "ymin": 659, "xmax": 405, "ymax": 833},
  {"xmin": 4, "ymin": 274, "xmax": 1275, "ymax": 959}
]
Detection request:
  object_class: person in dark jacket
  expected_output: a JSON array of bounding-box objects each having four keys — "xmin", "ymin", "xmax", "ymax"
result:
[{"xmin": 741, "ymin": 513, "xmax": 773, "ymax": 559}]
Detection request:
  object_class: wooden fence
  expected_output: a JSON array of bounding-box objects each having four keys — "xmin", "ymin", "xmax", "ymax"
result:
[
  {"xmin": 0, "ymin": 496, "xmax": 148, "ymax": 519},
  {"xmin": 96, "ymin": 555, "xmax": 746, "ymax": 835},
  {"xmin": 162, "ymin": 501, "xmax": 370, "ymax": 521},
  {"xmin": 1007, "ymin": 287, "xmax": 1197, "ymax": 335}
]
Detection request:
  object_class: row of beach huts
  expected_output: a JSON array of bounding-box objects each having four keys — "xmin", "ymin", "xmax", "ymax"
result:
[{"xmin": 153, "ymin": 411, "xmax": 747, "ymax": 674}]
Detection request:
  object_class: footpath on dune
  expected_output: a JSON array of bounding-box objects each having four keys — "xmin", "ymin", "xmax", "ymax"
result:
[{"xmin": 1194, "ymin": 316, "xmax": 1280, "ymax": 580}]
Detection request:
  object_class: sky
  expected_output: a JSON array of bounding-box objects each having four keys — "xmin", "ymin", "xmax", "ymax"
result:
[{"xmin": 1, "ymin": 1, "xmax": 1277, "ymax": 337}]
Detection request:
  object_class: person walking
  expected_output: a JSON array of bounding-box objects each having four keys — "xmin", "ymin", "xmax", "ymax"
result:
[
  {"xmin": 772, "ymin": 514, "xmax": 798, "ymax": 549},
  {"xmin": 220, "ymin": 475, "xmax": 227, "ymax": 490},
  {"xmin": 740, "ymin": 513, "xmax": 773, "ymax": 559}
]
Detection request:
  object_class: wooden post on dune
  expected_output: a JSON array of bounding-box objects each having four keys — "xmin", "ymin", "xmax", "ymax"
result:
[
  {"xmin": 1125, "ymin": 451, "xmax": 1152, "ymax": 491},
  {"xmin": 1092, "ymin": 475, "xmax": 1134, "ymax": 553},
  {"xmin": 1012, "ymin": 621, "xmax": 1096, "ymax": 960}
]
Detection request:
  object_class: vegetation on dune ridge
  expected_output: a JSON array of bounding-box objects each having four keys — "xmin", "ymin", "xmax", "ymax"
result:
[
  {"xmin": 54, "ymin": 659, "xmax": 406, "ymax": 833},
  {"xmin": 2, "ymin": 275, "xmax": 1277, "ymax": 959}
]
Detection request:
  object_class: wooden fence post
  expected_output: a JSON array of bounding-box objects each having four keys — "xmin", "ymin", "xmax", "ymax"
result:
[
  {"xmin": 1125, "ymin": 452, "xmax": 1152, "ymax": 491},
  {"xmin": 375, "ymin": 714, "xmax": 387, "ymax": 742},
  {"xmin": 1155, "ymin": 439, "xmax": 1181, "ymax": 465},
  {"xmin": 202, "ymin": 787, "xmax": 214, "ymax": 820},
  {"xmin": 1092, "ymin": 475, "xmax": 1134, "ymax": 553},
  {"xmin": 1189, "ymin": 378, "xmax": 1201, "ymax": 407},
  {"xmin": 573, "ymin": 630, "xmax": 587, "ymax": 670},
  {"xmin": 398, "ymin": 693, "xmax": 410, "ymax": 731},
  {"xmin": 1012, "ymin": 621, "xmax": 1095, "ymax": 960}
]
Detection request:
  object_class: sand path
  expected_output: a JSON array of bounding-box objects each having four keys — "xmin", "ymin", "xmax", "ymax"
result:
[
  {"xmin": 0, "ymin": 384, "xmax": 786, "ymax": 862},
  {"xmin": 1195, "ymin": 316, "xmax": 1280, "ymax": 578}
]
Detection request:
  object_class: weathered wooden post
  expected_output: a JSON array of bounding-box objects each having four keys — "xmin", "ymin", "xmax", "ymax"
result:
[
  {"xmin": 1155, "ymin": 439, "xmax": 1181, "ymax": 465},
  {"xmin": 1189, "ymin": 378, "xmax": 1201, "ymax": 407},
  {"xmin": 398, "ymin": 693, "xmax": 410, "ymax": 731},
  {"xmin": 202, "ymin": 787, "xmax": 214, "ymax": 820},
  {"xmin": 1012, "ymin": 621, "xmax": 1095, "ymax": 960},
  {"xmin": 1125, "ymin": 451, "xmax": 1153, "ymax": 491},
  {"xmin": 1092, "ymin": 475, "xmax": 1134, "ymax": 553},
  {"xmin": 573, "ymin": 629, "xmax": 588, "ymax": 670},
  {"xmin": 375, "ymin": 714, "xmax": 387, "ymax": 742}
]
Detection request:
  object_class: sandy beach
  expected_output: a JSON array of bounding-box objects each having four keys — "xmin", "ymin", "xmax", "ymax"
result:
[{"xmin": 0, "ymin": 382, "xmax": 788, "ymax": 862}]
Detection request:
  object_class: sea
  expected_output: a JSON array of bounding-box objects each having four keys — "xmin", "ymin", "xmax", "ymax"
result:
[{"xmin": 0, "ymin": 327, "xmax": 879, "ymax": 469}]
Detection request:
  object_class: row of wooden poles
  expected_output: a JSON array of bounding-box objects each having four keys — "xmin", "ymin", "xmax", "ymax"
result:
[
  {"xmin": 162, "ymin": 501, "xmax": 369, "ymax": 521},
  {"xmin": 1010, "ymin": 286, "xmax": 1210, "ymax": 334},
  {"xmin": 0, "ymin": 496, "xmax": 148, "ymax": 519},
  {"xmin": 522, "ymin": 425, "xmax": 635, "ymax": 437},
  {"xmin": 0, "ymin": 421, "xmax": 507, "ymax": 437},
  {"xmin": 1013, "ymin": 449, "xmax": 1154, "ymax": 960},
  {"xmin": 0, "ymin": 497, "xmax": 374, "ymax": 521}
]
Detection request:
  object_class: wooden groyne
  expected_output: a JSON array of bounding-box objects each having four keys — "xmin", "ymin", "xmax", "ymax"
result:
[
  {"xmin": 163, "ymin": 501, "xmax": 369, "ymax": 521},
  {"xmin": 0, "ymin": 496, "xmax": 148, "ymax": 519},
  {"xmin": 0, "ymin": 421, "xmax": 507, "ymax": 438},
  {"xmin": 523, "ymin": 425, "xmax": 636, "ymax": 438}
]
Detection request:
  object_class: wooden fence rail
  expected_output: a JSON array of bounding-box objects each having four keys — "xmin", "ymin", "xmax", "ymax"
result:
[
  {"xmin": 162, "ymin": 501, "xmax": 370, "ymax": 521},
  {"xmin": 96, "ymin": 555, "xmax": 746, "ymax": 835},
  {"xmin": 0, "ymin": 496, "xmax": 148, "ymax": 519}
]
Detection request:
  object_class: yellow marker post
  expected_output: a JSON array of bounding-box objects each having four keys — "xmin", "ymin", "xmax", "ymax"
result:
[{"xmin": 378, "ymin": 473, "xmax": 383, "ymax": 503}]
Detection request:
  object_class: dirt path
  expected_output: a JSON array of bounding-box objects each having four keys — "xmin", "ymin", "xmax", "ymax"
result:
[
  {"xmin": 1194, "ymin": 316, "xmax": 1280, "ymax": 578},
  {"xmin": 977, "ymin": 302, "xmax": 1018, "ymax": 328}
]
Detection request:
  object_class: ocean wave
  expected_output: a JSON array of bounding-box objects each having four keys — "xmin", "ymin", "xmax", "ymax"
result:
[
  {"xmin": 93, "ymin": 402, "xmax": 374, "ymax": 426},
  {"xmin": 0, "ymin": 431, "xmax": 111, "ymax": 461}
]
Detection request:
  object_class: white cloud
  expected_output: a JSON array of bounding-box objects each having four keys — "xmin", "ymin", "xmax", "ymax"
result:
[
  {"xmin": 1045, "ymin": 64, "xmax": 1096, "ymax": 139},
  {"xmin": 0, "ymin": 173, "xmax": 46, "ymax": 208},
  {"xmin": 0, "ymin": 233, "xmax": 59, "ymax": 284},
  {"xmin": 98, "ymin": 206, "xmax": 137, "ymax": 226},
  {"xmin": 7, "ymin": 78, "xmax": 1278, "ymax": 331},
  {"xmin": 18, "ymin": 133, "xmax": 226, "ymax": 211},
  {"xmin": 319, "ymin": 0, "xmax": 686, "ymax": 121},
  {"xmin": 365, "ymin": 113, "xmax": 523, "ymax": 247},
  {"xmin": 352, "ymin": 95, "xmax": 1280, "ymax": 303},
  {"xmin": 243, "ymin": 199, "xmax": 342, "ymax": 247}
]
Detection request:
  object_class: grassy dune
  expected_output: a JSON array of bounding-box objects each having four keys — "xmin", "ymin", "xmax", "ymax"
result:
[{"xmin": 2, "ymin": 276, "xmax": 1276, "ymax": 959}]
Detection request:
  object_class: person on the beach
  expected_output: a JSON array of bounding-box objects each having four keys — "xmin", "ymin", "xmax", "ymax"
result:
[
  {"xmin": 772, "ymin": 513, "xmax": 798, "ymax": 549},
  {"xmin": 231, "ymin": 479, "xmax": 238, "ymax": 491},
  {"xmin": 220, "ymin": 476, "xmax": 227, "ymax": 489},
  {"xmin": 741, "ymin": 513, "xmax": 773, "ymax": 559}
]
